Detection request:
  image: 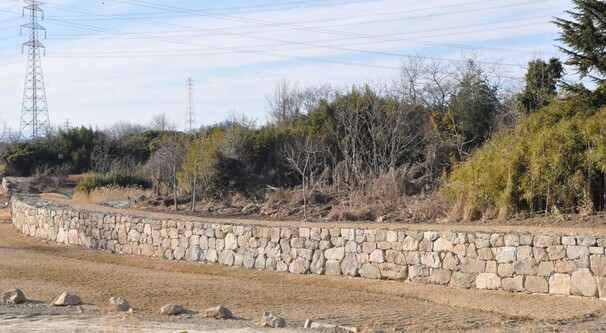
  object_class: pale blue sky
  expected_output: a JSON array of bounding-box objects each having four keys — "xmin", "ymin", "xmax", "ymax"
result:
[{"xmin": 0, "ymin": 0, "xmax": 573, "ymax": 132}]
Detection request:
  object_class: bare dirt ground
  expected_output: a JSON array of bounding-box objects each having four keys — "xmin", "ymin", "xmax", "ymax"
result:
[{"xmin": 3, "ymin": 206, "xmax": 606, "ymax": 332}]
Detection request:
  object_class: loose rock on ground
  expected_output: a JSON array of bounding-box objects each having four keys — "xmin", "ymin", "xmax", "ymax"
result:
[
  {"xmin": 261, "ymin": 311, "xmax": 286, "ymax": 328},
  {"xmin": 2, "ymin": 288, "xmax": 26, "ymax": 304},
  {"xmin": 109, "ymin": 296, "xmax": 130, "ymax": 312},
  {"xmin": 52, "ymin": 292, "xmax": 81, "ymax": 306},
  {"xmin": 205, "ymin": 305, "xmax": 233, "ymax": 319},
  {"xmin": 160, "ymin": 303, "xmax": 184, "ymax": 315}
]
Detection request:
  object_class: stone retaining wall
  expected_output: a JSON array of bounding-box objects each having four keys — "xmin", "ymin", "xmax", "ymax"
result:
[{"xmin": 10, "ymin": 194, "xmax": 606, "ymax": 300}]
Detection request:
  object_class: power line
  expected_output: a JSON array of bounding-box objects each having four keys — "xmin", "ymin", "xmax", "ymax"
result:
[
  {"xmin": 41, "ymin": 18, "xmax": 403, "ymax": 70},
  {"xmin": 43, "ymin": 14, "xmax": 557, "ymax": 57},
  {"xmin": 46, "ymin": 0, "xmax": 557, "ymax": 57},
  {"xmin": 34, "ymin": 3, "xmax": 557, "ymax": 69}
]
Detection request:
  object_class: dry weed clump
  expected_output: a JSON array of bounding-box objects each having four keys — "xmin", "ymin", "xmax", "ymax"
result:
[
  {"xmin": 264, "ymin": 187, "xmax": 301, "ymax": 204},
  {"xmin": 73, "ymin": 185, "xmax": 150, "ymax": 205}
]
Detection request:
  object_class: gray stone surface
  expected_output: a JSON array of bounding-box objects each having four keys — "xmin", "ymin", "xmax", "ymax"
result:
[
  {"xmin": 547, "ymin": 246, "xmax": 566, "ymax": 260},
  {"xmin": 590, "ymin": 255, "xmax": 606, "ymax": 277},
  {"xmin": 502, "ymin": 276, "xmax": 524, "ymax": 292},
  {"xmin": 205, "ymin": 306, "xmax": 233, "ymax": 319},
  {"xmin": 2, "ymin": 288, "xmax": 26, "ymax": 305},
  {"xmin": 420, "ymin": 252, "xmax": 440, "ymax": 268},
  {"xmin": 433, "ymin": 238, "xmax": 453, "ymax": 252},
  {"xmin": 109, "ymin": 297, "xmax": 130, "ymax": 312},
  {"xmin": 476, "ymin": 273, "xmax": 501, "ymax": 290},
  {"xmin": 309, "ymin": 250, "xmax": 325, "ymax": 274},
  {"xmin": 497, "ymin": 264, "xmax": 514, "ymax": 278},
  {"xmin": 538, "ymin": 262, "xmax": 555, "ymax": 277},
  {"xmin": 562, "ymin": 236, "xmax": 576, "ymax": 246},
  {"xmin": 52, "ymin": 292, "xmax": 81, "ymax": 306},
  {"xmin": 514, "ymin": 258, "xmax": 538, "ymax": 276},
  {"xmin": 325, "ymin": 247, "xmax": 345, "ymax": 261},
  {"xmin": 478, "ymin": 248, "xmax": 494, "ymax": 260},
  {"xmin": 340, "ymin": 254, "xmax": 358, "ymax": 277},
  {"xmin": 379, "ymin": 263, "xmax": 408, "ymax": 280},
  {"xmin": 261, "ymin": 312, "xmax": 286, "ymax": 328},
  {"xmin": 525, "ymin": 276, "xmax": 548, "ymax": 293},
  {"xmin": 450, "ymin": 272, "xmax": 475, "ymax": 288},
  {"xmin": 495, "ymin": 247, "xmax": 516, "ymax": 263},
  {"xmin": 401, "ymin": 236, "xmax": 419, "ymax": 251},
  {"xmin": 325, "ymin": 260, "xmax": 341, "ymax": 276},
  {"xmin": 534, "ymin": 236, "xmax": 553, "ymax": 248},
  {"xmin": 549, "ymin": 273, "xmax": 571, "ymax": 295},
  {"xmin": 503, "ymin": 234, "xmax": 520, "ymax": 246},
  {"xmin": 598, "ymin": 277, "xmax": 606, "ymax": 299},
  {"xmin": 369, "ymin": 249, "xmax": 385, "ymax": 263},
  {"xmin": 571, "ymin": 268, "xmax": 598, "ymax": 297},
  {"xmin": 160, "ymin": 303, "xmax": 184, "ymax": 315},
  {"xmin": 358, "ymin": 264, "xmax": 381, "ymax": 279},
  {"xmin": 567, "ymin": 246, "xmax": 589, "ymax": 260},
  {"xmin": 429, "ymin": 269, "xmax": 452, "ymax": 285}
]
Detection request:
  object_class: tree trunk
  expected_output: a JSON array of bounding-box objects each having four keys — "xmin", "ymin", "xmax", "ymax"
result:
[
  {"xmin": 192, "ymin": 160, "xmax": 197, "ymax": 212},
  {"xmin": 173, "ymin": 164, "xmax": 178, "ymax": 211}
]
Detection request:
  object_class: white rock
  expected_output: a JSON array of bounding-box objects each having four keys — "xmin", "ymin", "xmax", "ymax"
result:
[
  {"xmin": 495, "ymin": 247, "xmax": 516, "ymax": 263},
  {"xmin": 261, "ymin": 311, "xmax": 286, "ymax": 328},
  {"xmin": 224, "ymin": 233, "xmax": 238, "ymax": 250}
]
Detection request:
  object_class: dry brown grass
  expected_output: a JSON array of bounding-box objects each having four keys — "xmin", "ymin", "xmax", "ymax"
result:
[
  {"xmin": 72, "ymin": 185, "xmax": 151, "ymax": 204},
  {"xmin": 68, "ymin": 173, "xmax": 96, "ymax": 183}
]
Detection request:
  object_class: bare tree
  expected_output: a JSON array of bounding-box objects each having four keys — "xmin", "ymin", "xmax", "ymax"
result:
[
  {"xmin": 220, "ymin": 112, "xmax": 256, "ymax": 162},
  {"xmin": 330, "ymin": 83, "xmax": 428, "ymax": 193},
  {"xmin": 150, "ymin": 113, "xmax": 170, "ymax": 131},
  {"xmin": 265, "ymin": 79, "xmax": 304, "ymax": 125},
  {"xmin": 105, "ymin": 121, "xmax": 145, "ymax": 139},
  {"xmin": 145, "ymin": 128, "xmax": 186, "ymax": 210},
  {"xmin": 284, "ymin": 135, "xmax": 327, "ymax": 220},
  {"xmin": 91, "ymin": 135, "xmax": 113, "ymax": 174}
]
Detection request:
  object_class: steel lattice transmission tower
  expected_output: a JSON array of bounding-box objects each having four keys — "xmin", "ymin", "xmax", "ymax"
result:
[
  {"xmin": 185, "ymin": 77, "xmax": 196, "ymax": 133},
  {"xmin": 19, "ymin": 0, "xmax": 50, "ymax": 140}
]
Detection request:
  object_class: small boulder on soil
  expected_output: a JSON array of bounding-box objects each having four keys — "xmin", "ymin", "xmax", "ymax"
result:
[
  {"xmin": 2, "ymin": 288, "xmax": 26, "ymax": 304},
  {"xmin": 160, "ymin": 303, "xmax": 184, "ymax": 315},
  {"xmin": 205, "ymin": 305, "xmax": 233, "ymax": 319},
  {"xmin": 109, "ymin": 297, "xmax": 130, "ymax": 312},
  {"xmin": 52, "ymin": 292, "xmax": 81, "ymax": 306},
  {"xmin": 261, "ymin": 311, "xmax": 286, "ymax": 328}
]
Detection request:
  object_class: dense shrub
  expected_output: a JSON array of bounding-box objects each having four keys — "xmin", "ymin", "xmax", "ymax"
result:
[
  {"xmin": 443, "ymin": 94, "xmax": 606, "ymax": 219},
  {"xmin": 75, "ymin": 173, "xmax": 151, "ymax": 193}
]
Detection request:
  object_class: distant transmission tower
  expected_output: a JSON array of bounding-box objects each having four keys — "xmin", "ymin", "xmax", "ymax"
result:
[
  {"xmin": 19, "ymin": 0, "xmax": 50, "ymax": 140},
  {"xmin": 185, "ymin": 77, "xmax": 195, "ymax": 133}
]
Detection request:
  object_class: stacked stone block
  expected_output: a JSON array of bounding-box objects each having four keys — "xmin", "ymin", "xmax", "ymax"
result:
[{"xmin": 10, "ymin": 195, "xmax": 606, "ymax": 300}]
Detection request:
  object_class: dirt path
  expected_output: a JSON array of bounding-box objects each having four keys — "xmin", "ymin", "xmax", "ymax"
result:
[
  {"xmin": 46, "ymin": 194, "xmax": 606, "ymax": 236},
  {"xmin": 3, "ymin": 207, "xmax": 606, "ymax": 332}
]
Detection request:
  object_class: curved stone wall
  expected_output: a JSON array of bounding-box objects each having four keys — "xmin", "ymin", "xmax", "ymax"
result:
[{"xmin": 10, "ymin": 194, "xmax": 606, "ymax": 300}]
